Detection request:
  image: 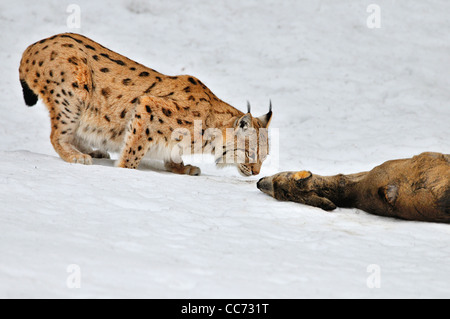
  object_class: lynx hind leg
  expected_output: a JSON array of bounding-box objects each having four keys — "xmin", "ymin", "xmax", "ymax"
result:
[{"xmin": 46, "ymin": 101, "xmax": 92, "ymax": 165}]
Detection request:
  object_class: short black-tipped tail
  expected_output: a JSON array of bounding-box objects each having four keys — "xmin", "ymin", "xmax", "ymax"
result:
[{"xmin": 20, "ymin": 79, "xmax": 38, "ymax": 106}]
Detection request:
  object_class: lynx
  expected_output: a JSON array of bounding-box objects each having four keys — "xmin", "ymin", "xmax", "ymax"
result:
[{"xmin": 19, "ymin": 33, "xmax": 272, "ymax": 176}]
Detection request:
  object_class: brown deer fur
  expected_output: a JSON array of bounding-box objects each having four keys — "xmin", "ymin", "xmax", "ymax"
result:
[{"xmin": 257, "ymin": 152, "xmax": 450, "ymax": 223}]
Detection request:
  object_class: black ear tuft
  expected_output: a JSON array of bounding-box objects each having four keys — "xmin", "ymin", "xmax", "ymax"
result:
[{"xmin": 257, "ymin": 100, "xmax": 273, "ymax": 128}]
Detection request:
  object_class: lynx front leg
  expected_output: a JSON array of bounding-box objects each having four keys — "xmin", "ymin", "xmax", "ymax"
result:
[
  {"xmin": 117, "ymin": 96, "xmax": 163, "ymax": 169},
  {"xmin": 117, "ymin": 116, "xmax": 152, "ymax": 170},
  {"xmin": 164, "ymin": 160, "xmax": 201, "ymax": 176}
]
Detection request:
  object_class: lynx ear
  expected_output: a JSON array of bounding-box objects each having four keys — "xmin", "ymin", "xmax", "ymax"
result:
[
  {"xmin": 234, "ymin": 113, "xmax": 253, "ymax": 132},
  {"xmin": 257, "ymin": 100, "xmax": 273, "ymax": 128}
]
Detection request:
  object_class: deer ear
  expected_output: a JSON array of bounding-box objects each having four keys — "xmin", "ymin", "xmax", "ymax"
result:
[
  {"xmin": 379, "ymin": 184, "xmax": 398, "ymax": 206},
  {"xmin": 234, "ymin": 113, "xmax": 253, "ymax": 132}
]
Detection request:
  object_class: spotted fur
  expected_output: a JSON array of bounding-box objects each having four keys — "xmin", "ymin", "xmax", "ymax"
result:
[{"xmin": 19, "ymin": 33, "xmax": 273, "ymax": 175}]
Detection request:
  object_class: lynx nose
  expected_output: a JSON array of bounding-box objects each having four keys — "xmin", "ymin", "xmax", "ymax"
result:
[
  {"xmin": 252, "ymin": 167, "xmax": 260, "ymax": 175},
  {"xmin": 257, "ymin": 176, "xmax": 274, "ymax": 196}
]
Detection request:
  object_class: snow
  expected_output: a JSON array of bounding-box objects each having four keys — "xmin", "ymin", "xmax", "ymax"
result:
[{"xmin": 1, "ymin": 0, "xmax": 449, "ymax": 298}]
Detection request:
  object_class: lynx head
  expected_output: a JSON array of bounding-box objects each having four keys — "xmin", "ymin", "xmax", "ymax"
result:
[{"xmin": 216, "ymin": 101, "xmax": 273, "ymax": 176}]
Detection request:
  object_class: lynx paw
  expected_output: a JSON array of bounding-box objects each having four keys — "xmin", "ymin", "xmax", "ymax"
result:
[
  {"xmin": 70, "ymin": 154, "xmax": 93, "ymax": 165},
  {"xmin": 186, "ymin": 165, "xmax": 201, "ymax": 176},
  {"xmin": 89, "ymin": 150, "xmax": 111, "ymax": 159}
]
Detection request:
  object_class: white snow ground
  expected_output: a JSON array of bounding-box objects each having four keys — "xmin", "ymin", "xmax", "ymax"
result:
[{"xmin": 0, "ymin": 0, "xmax": 449, "ymax": 298}]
